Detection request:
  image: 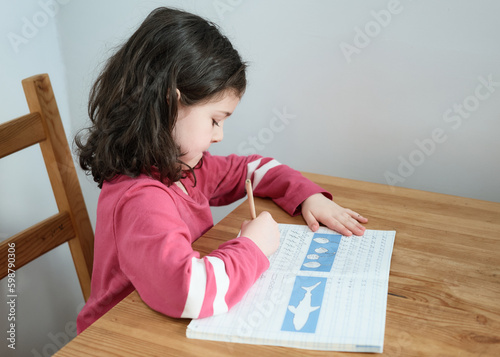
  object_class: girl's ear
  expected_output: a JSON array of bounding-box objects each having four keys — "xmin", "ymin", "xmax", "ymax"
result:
[{"xmin": 167, "ymin": 88, "xmax": 181, "ymax": 105}]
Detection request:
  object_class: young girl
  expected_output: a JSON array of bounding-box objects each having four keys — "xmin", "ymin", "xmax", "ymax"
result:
[{"xmin": 75, "ymin": 7, "xmax": 368, "ymax": 333}]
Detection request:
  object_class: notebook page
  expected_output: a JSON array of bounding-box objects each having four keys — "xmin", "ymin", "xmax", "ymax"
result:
[{"xmin": 187, "ymin": 225, "xmax": 396, "ymax": 352}]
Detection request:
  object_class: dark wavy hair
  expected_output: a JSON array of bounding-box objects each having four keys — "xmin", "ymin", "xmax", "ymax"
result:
[{"xmin": 75, "ymin": 7, "xmax": 246, "ymax": 188}]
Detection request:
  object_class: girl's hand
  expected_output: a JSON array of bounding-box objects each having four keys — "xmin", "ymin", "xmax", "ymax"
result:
[
  {"xmin": 301, "ymin": 193, "xmax": 368, "ymax": 236},
  {"xmin": 240, "ymin": 211, "xmax": 280, "ymax": 257}
]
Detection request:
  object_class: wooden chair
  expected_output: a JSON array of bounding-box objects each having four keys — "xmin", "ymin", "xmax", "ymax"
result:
[{"xmin": 0, "ymin": 74, "xmax": 94, "ymax": 301}]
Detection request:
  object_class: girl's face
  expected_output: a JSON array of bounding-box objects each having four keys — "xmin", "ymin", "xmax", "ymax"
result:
[{"xmin": 173, "ymin": 91, "xmax": 240, "ymax": 170}]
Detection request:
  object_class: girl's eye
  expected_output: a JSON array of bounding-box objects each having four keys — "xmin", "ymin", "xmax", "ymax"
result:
[{"xmin": 212, "ymin": 119, "xmax": 220, "ymax": 127}]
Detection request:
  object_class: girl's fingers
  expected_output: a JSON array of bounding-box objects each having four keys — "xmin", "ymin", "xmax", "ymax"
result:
[
  {"xmin": 303, "ymin": 206, "xmax": 368, "ymax": 237},
  {"xmin": 349, "ymin": 221, "xmax": 366, "ymax": 236},
  {"xmin": 320, "ymin": 215, "xmax": 353, "ymax": 236},
  {"xmin": 329, "ymin": 213, "xmax": 365, "ymax": 236},
  {"xmin": 346, "ymin": 208, "xmax": 369, "ymax": 223},
  {"xmin": 302, "ymin": 210, "xmax": 320, "ymax": 232}
]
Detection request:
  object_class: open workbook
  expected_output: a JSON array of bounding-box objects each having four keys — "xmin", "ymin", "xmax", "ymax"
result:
[{"xmin": 187, "ymin": 224, "xmax": 396, "ymax": 352}]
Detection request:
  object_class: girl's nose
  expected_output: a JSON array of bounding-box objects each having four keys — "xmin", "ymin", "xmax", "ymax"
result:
[{"xmin": 212, "ymin": 125, "xmax": 223, "ymax": 143}]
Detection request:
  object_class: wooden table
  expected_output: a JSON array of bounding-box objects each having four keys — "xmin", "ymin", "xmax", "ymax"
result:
[{"xmin": 56, "ymin": 173, "xmax": 500, "ymax": 356}]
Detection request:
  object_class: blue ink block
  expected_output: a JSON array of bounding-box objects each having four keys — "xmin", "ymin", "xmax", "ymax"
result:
[
  {"xmin": 300, "ymin": 233, "xmax": 341, "ymax": 272},
  {"xmin": 281, "ymin": 276, "xmax": 327, "ymax": 333}
]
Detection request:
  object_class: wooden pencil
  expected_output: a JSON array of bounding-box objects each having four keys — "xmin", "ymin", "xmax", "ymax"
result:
[{"xmin": 245, "ymin": 179, "xmax": 257, "ymax": 219}]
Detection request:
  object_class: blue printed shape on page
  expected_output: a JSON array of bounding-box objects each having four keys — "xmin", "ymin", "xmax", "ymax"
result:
[
  {"xmin": 281, "ymin": 276, "xmax": 327, "ymax": 333},
  {"xmin": 300, "ymin": 233, "xmax": 341, "ymax": 272}
]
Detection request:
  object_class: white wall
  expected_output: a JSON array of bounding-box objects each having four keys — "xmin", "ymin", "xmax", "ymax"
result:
[
  {"xmin": 62, "ymin": 0, "xmax": 500, "ymax": 220},
  {"xmin": 0, "ymin": 1, "xmax": 84, "ymax": 356},
  {"xmin": 1, "ymin": 0, "xmax": 499, "ymax": 355}
]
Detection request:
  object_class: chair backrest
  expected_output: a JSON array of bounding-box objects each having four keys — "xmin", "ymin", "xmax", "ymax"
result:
[{"xmin": 0, "ymin": 73, "xmax": 94, "ymax": 301}]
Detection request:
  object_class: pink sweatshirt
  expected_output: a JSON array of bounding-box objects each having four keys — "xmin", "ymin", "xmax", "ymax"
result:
[{"xmin": 77, "ymin": 152, "xmax": 331, "ymax": 333}]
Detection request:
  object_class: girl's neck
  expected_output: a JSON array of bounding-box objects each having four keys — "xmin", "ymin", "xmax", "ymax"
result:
[{"xmin": 175, "ymin": 180, "xmax": 188, "ymax": 195}]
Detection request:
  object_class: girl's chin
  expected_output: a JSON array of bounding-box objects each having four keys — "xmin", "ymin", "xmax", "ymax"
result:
[{"xmin": 181, "ymin": 154, "xmax": 203, "ymax": 169}]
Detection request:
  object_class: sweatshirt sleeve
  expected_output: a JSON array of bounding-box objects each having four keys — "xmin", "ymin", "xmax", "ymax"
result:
[
  {"xmin": 113, "ymin": 183, "xmax": 269, "ymax": 319},
  {"xmin": 203, "ymin": 153, "xmax": 332, "ymax": 216}
]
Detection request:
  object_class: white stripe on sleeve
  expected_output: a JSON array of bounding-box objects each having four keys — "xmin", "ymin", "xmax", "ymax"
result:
[
  {"xmin": 252, "ymin": 159, "xmax": 281, "ymax": 189},
  {"xmin": 246, "ymin": 158, "xmax": 262, "ymax": 180},
  {"xmin": 206, "ymin": 256, "xmax": 230, "ymax": 315},
  {"xmin": 180, "ymin": 257, "xmax": 207, "ymax": 318}
]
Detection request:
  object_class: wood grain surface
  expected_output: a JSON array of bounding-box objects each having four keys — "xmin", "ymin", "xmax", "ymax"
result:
[{"xmin": 56, "ymin": 173, "xmax": 500, "ymax": 356}]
